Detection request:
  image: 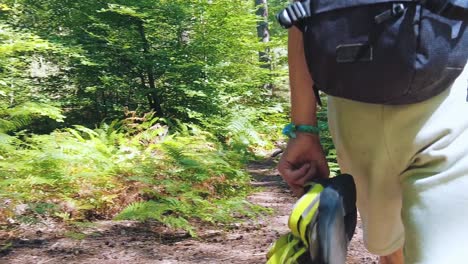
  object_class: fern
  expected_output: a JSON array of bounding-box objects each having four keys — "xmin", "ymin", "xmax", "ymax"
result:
[
  {"xmin": 0, "ymin": 112, "xmax": 268, "ymax": 233},
  {"xmin": 0, "ymin": 133, "xmax": 17, "ymax": 153},
  {"xmin": 1, "ymin": 103, "xmax": 65, "ymax": 132},
  {"xmin": 226, "ymin": 115, "xmax": 265, "ymax": 148},
  {"xmin": 115, "ymin": 201, "xmax": 168, "ymax": 222}
]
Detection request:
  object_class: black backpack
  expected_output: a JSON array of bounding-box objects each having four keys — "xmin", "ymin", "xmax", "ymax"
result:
[{"xmin": 278, "ymin": 0, "xmax": 467, "ymax": 105}]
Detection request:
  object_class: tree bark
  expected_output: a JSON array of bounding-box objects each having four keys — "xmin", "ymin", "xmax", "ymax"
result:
[
  {"xmin": 255, "ymin": 0, "xmax": 270, "ymax": 67},
  {"xmin": 136, "ymin": 20, "xmax": 163, "ymax": 116},
  {"xmin": 255, "ymin": 0, "xmax": 273, "ymax": 91}
]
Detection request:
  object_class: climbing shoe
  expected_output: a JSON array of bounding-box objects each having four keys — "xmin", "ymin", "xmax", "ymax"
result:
[
  {"xmin": 266, "ymin": 174, "xmax": 357, "ymax": 264},
  {"xmin": 266, "ymin": 233, "xmax": 311, "ymax": 264}
]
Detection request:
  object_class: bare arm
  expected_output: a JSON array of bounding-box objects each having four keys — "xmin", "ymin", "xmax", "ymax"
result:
[
  {"xmin": 277, "ymin": 26, "xmax": 329, "ymax": 196},
  {"xmin": 288, "ymin": 25, "xmax": 317, "ymax": 126}
]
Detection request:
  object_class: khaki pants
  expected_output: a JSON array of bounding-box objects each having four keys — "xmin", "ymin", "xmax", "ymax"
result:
[{"xmin": 327, "ymin": 64, "xmax": 468, "ymax": 263}]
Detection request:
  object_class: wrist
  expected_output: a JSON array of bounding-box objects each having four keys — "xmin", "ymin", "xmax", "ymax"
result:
[
  {"xmin": 294, "ymin": 131, "xmax": 320, "ymax": 139},
  {"xmin": 282, "ymin": 123, "xmax": 320, "ymax": 138},
  {"xmin": 287, "ymin": 132, "xmax": 321, "ymax": 146}
]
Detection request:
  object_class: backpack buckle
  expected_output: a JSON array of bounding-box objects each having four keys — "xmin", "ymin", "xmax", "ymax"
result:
[
  {"xmin": 277, "ymin": 0, "xmax": 311, "ymax": 29},
  {"xmin": 392, "ymin": 3, "xmax": 405, "ymax": 16},
  {"xmin": 374, "ymin": 3, "xmax": 406, "ymax": 24}
]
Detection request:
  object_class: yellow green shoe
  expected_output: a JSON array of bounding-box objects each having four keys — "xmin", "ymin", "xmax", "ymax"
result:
[
  {"xmin": 266, "ymin": 233, "xmax": 311, "ymax": 264},
  {"xmin": 288, "ymin": 182, "xmax": 324, "ymax": 247},
  {"xmin": 267, "ymin": 174, "xmax": 357, "ymax": 264},
  {"xmin": 312, "ymin": 174, "xmax": 357, "ymax": 264}
]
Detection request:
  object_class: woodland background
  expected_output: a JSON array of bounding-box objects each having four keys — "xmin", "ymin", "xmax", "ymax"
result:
[{"xmin": 0, "ymin": 0, "xmax": 338, "ymax": 238}]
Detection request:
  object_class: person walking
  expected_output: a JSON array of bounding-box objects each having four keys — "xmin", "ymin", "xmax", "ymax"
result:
[{"xmin": 277, "ymin": 1, "xmax": 468, "ymax": 263}]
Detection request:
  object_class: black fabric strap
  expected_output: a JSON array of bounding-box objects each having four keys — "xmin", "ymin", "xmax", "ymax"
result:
[
  {"xmin": 277, "ymin": 0, "xmax": 467, "ymax": 27},
  {"xmin": 422, "ymin": 0, "xmax": 468, "ymax": 20}
]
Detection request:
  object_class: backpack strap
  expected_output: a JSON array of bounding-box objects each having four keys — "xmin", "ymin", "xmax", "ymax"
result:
[
  {"xmin": 277, "ymin": 0, "xmax": 412, "ymax": 29},
  {"xmin": 277, "ymin": 0, "xmax": 467, "ymax": 29},
  {"xmin": 422, "ymin": 0, "xmax": 468, "ymax": 20}
]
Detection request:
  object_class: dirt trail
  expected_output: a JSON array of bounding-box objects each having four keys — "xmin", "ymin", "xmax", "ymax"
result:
[{"xmin": 0, "ymin": 159, "xmax": 378, "ymax": 264}]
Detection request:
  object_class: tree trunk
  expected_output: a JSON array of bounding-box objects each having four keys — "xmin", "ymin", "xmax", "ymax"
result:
[
  {"xmin": 255, "ymin": 0, "xmax": 273, "ymax": 91},
  {"xmin": 137, "ymin": 20, "xmax": 163, "ymax": 116},
  {"xmin": 255, "ymin": 0, "xmax": 270, "ymax": 66}
]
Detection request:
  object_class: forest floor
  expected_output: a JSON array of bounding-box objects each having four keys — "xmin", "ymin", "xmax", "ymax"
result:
[{"xmin": 0, "ymin": 158, "xmax": 379, "ymax": 264}]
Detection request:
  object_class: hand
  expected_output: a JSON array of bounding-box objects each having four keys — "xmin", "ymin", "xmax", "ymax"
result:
[{"xmin": 277, "ymin": 133, "xmax": 330, "ymax": 196}]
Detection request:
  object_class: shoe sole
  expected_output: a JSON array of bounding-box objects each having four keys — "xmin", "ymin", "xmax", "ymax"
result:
[{"xmin": 314, "ymin": 187, "xmax": 348, "ymax": 264}]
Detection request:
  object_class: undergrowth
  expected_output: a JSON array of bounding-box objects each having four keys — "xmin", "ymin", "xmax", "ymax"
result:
[
  {"xmin": 0, "ymin": 98, "xmax": 338, "ymax": 236},
  {"xmin": 0, "ymin": 110, "xmax": 282, "ymax": 235}
]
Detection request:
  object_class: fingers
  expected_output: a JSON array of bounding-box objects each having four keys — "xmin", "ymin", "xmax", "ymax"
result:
[
  {"xmin": 293, "ymin": 162, "xmax": 317, "ymax": 186},
  {"xmin": 278, "ymin": 161, "xmax": 319, "ymax": 196},
  {"xmin": 277, "ymin": 136, "xmax": 331, "ymax": 196},
  {"xmin": 287, "ymin": 163, "xmax": 312, "ymax": 184}
]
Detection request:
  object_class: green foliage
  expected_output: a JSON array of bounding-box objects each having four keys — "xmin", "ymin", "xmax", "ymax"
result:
[
  {"xmin": 0, "ymin": 103, "xmax": 64, "ymax": 133},
  {"xmin": 115, "ymin": 198, "xmax": 266, "ymax": 236},
  {"xmin": 218, "ymin": 103, "xmax": 288, "ymax": 155},
  {"xmin": 0, "ymin": 0, "xmax": 288, "ymax": 126},
  {"xmin": 0, "ymin": 0, "xmax": 339, "ymax": 237},
  {"xmin": 115, "ymin": 201, "xmax": 196, "ymax": 236},
  {"xmin": 0, "ymin": 113, "xmax": 268, "ymax": 234},
  {"xmin": 64, "ymin": 231, "xmax": 87, "ymax": 240},
  {"xmin": 0, "ymin": 242, "xmax": 13, "ymax": 254},
  {"xmin": 0, "ymin": 11, "xmax": 77, "ymax": 137}
]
